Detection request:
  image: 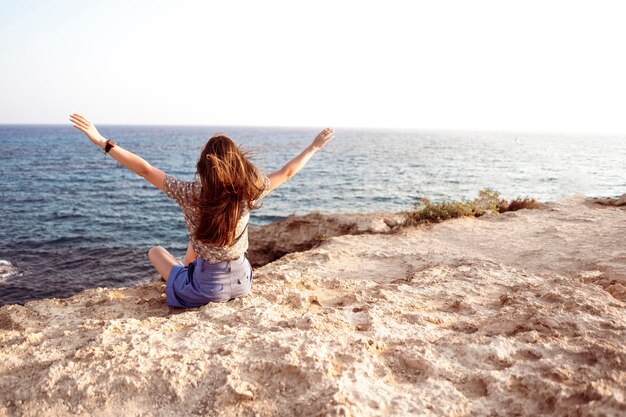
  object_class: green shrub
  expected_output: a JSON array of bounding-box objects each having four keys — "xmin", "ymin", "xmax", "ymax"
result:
[
  {"xmin": 405, "ymin": 189, "xmax": 540, "ymax": 226},
  {"xmin": 502, "ymin": 197, "xmax": 542, "ymax": 212}
]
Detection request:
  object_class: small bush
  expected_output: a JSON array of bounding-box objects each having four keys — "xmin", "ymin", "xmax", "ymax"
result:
[
  {"xmin": 502, "ymin": 197, "xmax": 542, "ymax": 212},
  {"xmin": 405, "ymin": 189, "xmax": 540, "ymax": 226}
]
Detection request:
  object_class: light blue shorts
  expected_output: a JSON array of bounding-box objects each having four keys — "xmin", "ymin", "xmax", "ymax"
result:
[{"xmin": 166, "ymin": 254, "xmax": 253, "ymax": 308}]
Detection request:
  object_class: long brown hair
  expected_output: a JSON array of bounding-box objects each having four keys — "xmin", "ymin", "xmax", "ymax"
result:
[{"xmin": 191, "ymin": 134, "xmax": 266, "ymax": 247}]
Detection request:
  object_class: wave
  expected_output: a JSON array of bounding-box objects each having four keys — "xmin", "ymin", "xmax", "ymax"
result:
[
  {"xmin": 51, "ymin": 212, "xmax": 87, "ymax": 220},
  {"xmin": 0, "ymin": 260, "xmax": 17, "ymax": 282},
  {"xmin": 50, "ymin": 236, "xmax": 105, "ymax": 245}
]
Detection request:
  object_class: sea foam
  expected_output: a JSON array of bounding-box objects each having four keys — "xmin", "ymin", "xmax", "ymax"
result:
[{"xmin": 0, "ymin": 260, "xmax": 17, "ymax": 282}]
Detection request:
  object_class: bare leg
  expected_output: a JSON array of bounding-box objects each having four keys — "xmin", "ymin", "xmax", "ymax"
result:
[
  {"xmin": 148, "ymin": 246, "xmax": 182, "ymax": 283},
  {"xmin": 183, "ymin": 241, "xmax": 197, "ymax": 265}
]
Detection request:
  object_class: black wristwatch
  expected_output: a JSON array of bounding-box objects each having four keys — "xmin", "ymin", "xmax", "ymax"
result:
[{"xmin": 103, "ymin": 139, "xmax": 117, "ymax": 155}]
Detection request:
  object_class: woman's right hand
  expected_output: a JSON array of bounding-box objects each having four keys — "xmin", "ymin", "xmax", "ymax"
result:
[
  {"xmin": 311, "ymin": 128, "xmax": 334, "ymax": 150},
  {"xmin": 70, "ymin": 113, "xmax": 107, "ymax": 148}
]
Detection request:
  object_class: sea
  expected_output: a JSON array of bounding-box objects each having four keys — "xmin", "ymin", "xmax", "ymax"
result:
[{"xmin": 1, "ymin": 124, "xmax": 625, "ymax": 306}]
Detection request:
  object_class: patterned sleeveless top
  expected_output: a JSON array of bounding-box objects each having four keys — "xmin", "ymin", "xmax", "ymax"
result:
[{"xmin": 163, "ymin": 174, "xmax": 271, "ymax": 263}]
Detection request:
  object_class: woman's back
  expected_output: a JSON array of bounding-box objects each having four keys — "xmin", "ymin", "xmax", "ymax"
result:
[{"xmin": 163, "ymin": 174, "xmax": 271, "ymax": 263}]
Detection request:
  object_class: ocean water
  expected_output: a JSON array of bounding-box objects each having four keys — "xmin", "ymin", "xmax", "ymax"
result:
[{"xmin": 1, "ymin": 125, "xmax": 625, "ymax": 306}]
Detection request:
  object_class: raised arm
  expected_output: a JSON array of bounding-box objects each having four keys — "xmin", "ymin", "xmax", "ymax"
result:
[
  {"xmin": 69, "ymin": 113, "xmax": 166, "ymax": 190},
  {"xmin": 268, "ymin": 128, "xmax": 334, "ymax": 191}
]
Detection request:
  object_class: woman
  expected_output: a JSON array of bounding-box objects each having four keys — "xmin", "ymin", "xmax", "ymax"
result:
[{"xmin": 69, "ymin": 114, "xmax": 334, "ymax": 308}]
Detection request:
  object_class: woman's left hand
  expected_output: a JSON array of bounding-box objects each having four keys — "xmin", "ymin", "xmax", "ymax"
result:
[{"xmin": 70, "ymin": 113, "xmax": 106, "ymax": 148}]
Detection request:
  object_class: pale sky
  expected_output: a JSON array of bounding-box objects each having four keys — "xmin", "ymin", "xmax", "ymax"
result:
[{"xmin": 1, "ymin": 0, "xmax": 625, "ymax": 134}]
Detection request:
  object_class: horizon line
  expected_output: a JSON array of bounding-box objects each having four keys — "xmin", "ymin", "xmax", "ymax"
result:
[
  {"xmin": 0, "ymin": 122, "xmax": 626, "ymax": 137},
  {"xmin": 0, "ymin": 122, "xmax": 625, "ymax": 138}
]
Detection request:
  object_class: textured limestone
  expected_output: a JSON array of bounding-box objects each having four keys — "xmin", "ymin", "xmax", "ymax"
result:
[
  {"xmin": 0, "ymin": 197, "xmax": 624, "ymax": 416},
  {"xmin": 247, "ymin": 211, "xmax": 405, "ymax": 266}
]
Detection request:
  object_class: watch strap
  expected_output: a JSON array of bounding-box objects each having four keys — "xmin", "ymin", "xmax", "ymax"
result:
[{"xmin": 104, "ymin": 139, "xmax": 116, "ymax": 154}]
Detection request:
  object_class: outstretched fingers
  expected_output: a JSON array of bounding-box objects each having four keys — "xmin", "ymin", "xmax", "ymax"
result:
[
  {"xmin": 312, "ymin": 127, "xmax": 335, "ymax": 149},
  {"xmin": 69, "ymin": 114, "xmax": 89, "ymax": 128},
  {"xmin": 70, "ymin": 119, "xmax": 86, "ymax": 131},
  {"xmin": 70, "ymin": 113, "xmax": 88, "ymax": 123}
]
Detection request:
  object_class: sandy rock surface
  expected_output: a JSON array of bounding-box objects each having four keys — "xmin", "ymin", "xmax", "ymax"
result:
[
  {"xmin": 0, "ymin": 197, "xmax": 624, "ymax": 416},
  {"xmin": 591, "ymin": 193, "xmax": 626, "ymax": 207}
]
